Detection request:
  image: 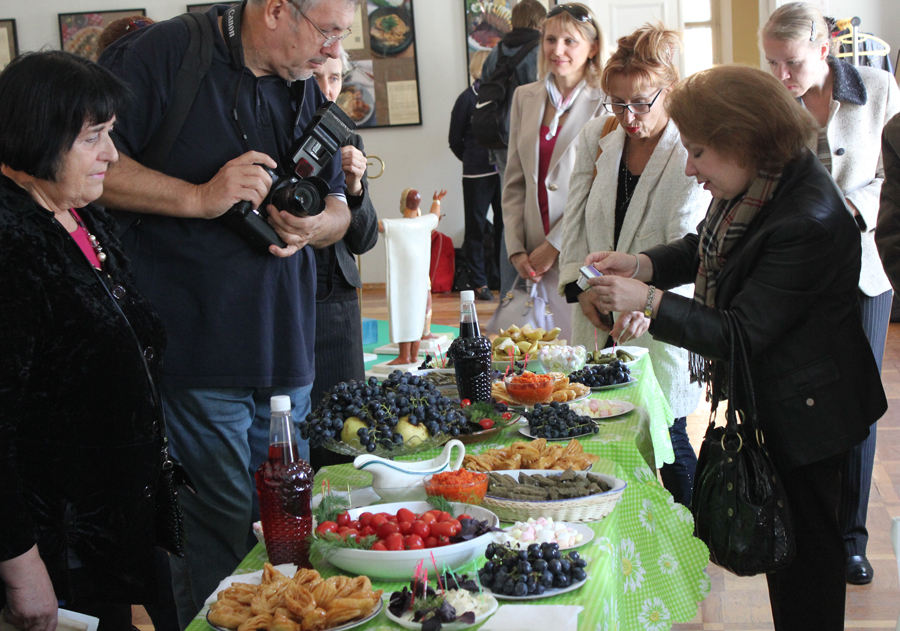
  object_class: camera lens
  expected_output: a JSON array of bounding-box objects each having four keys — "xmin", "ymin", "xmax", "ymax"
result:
[{"xmin": 290, "ymin": 181, "xmax": 319, "ymax": 215}]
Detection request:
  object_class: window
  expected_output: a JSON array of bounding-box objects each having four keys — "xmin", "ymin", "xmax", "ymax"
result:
[{"xmin": 683, "ymin": 0, "xmax": 720, "ymax": 76}]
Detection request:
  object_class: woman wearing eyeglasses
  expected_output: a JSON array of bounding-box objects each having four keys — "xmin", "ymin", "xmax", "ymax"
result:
[
  {"xmin": 762, "ymin": 1, "xmax": 900, "ymax": 586},
  {"xmin": 557, "ymin": 24, "xmax": 710, "ymax": 506},
  {"xmin": 501, "ymin": 3, "xmax": 605, "ymax": 338}
]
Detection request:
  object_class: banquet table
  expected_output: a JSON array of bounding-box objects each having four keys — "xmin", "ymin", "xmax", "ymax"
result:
[{"xmin": 189, "ymin": 353, "xmax": 710, "ymax": 631}]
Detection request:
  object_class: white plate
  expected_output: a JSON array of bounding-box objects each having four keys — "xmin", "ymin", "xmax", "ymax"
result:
[
  {"xmin": 585, "ymin": 345, "xmax": 648, "ymax": 367},
  {"xmin": 569, "ymin": 400, "xmax": 635, "ymax": 420},
  {"xmin": 518, "ymin": 424, "xmax": 598, "ymax": 441},
  {"xmin": 588, "ymin": 377, "xmax": 638, "ymax": 391},
  {"xmin": 385, "ymin": 592, "xmax": 499, "ymax": 630},
  {"xmin": 207, "ymin": 598, "xmax": 383, "ymax": 631},
  {"xmin": 338, "ymin": 83, "xmax": 375, "ymax": 125},
  {"xmin": 311, "ymin": 486, "xmax": 381, "ymax": 509},
  {"xmin": 497, "ymin": 521, "xmax": 595, "ymax": 550},
  {"xmin": 324, "ymin": 501, "xmax": 500, "ymax": 580},
  {"xmin": 484, "ymin": 576, "xmax": 587, "ymax": 600}
]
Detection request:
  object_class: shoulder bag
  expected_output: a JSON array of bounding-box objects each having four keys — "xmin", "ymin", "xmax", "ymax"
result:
[{"xmin": 691, "ymin": 312, "xmax": 796, "ymax": 576}]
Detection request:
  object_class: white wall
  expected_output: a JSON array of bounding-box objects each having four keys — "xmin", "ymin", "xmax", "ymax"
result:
[
  {"xmin": 2, "ymin": 0, "xmax": 470, "ymax": 285},
  {"xmin": 825, "ymin": 0, "xmax": 900, "ymax": 68}
]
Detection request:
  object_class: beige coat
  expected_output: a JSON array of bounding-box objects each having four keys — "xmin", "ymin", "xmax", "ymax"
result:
[
  {"xmin": 502, "ymin": 81, "xmax": 605, "ymax": 257},
  {"xmin": 811, "ymin": 61, "xmax": 900, "ymax": 296},
  {"xmin": 558, "ymin": 118, "xmax": 711, "ymax": 417}
]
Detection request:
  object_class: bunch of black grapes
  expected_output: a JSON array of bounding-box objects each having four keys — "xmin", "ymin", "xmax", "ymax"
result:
[
  {"xmin": 299, "ymin": 371, "xmax": 467, "ymax": 452},
  {"xmin": 568, "ymin": 360, "xmax": 631, "ymax": 387},
  {"xmin": 478, "ymin": 542, "xmax": 588, "ymax": 597},
  {"xmin": 524, "ymin": 402, "xmax": 599, "ymax": 439}
]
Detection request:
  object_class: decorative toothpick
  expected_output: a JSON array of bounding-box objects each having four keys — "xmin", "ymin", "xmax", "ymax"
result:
[{"xmin": 430, "ymin": 551, "xmax": 444, "ymax": 594}]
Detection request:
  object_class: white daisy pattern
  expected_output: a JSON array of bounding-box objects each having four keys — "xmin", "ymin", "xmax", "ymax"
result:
[
  {"xmin": 666, "ymin": 495, "xmax": 695, "ymax": 524},
  {"xmin": 633, "ymin": 465, "xmax": 657, "ymax": 486},
  {"xmin": 595, "ymin": 536, "xmax": 615, "ymax": 556},
  {"xmin": 595, "ymin": 597, "xmax": 619, "ymax": 631},
  {"xmin": 637, "ymin": 597, "xmax": 671, "ymax": 631},
  {"xmin": 638, "ymin": 498, "xmax": 655, "ymax": 533},
  {"xmin": 620, "ymin": 538, "xmax": 647, "ymax": 593},
  {"xmin": 699, "ymin": 570, "xmax": 712, "ymax": 598},
  {"xmin": 657, "ymin": 553, "xmax": 678, "ymax": 575}
]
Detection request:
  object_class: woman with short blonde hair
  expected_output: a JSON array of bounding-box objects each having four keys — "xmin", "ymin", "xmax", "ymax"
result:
[{"xmin": 762, "ymin": 1, "xmax": 900, "ymax": 588}]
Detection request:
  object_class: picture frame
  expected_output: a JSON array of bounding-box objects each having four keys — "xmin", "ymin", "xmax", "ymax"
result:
[
  {"xmin": 463, "ymin": 0, "xmax": 512, "ymax": 78},
  {"xmin": 0, "ymin": 19, "xmax": 18, "ymax": 71},
  {"xmin": 58, "ymin": 9, "xmax": 147, "ymax": 62},
  {"xmin": 187, "ymin": 3, "xmax": 237, "ymax": 12}
]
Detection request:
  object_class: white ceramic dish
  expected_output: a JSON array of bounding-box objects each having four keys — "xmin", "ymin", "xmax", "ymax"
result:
[
  {"xmin": 517, "ymin": 425, "xmax": 598, "ymax": 441},
  {"xmin": 384, "ymin": 592, "xmax": 499, "ymax": 630},
  {"xmin": 588, "ymin": 377, "xmax": 639, "ymax": 391},
  {"xmin": 497, "ymin": 521, "xmax": 594, "ymax": 550},
  {"xmin": 484, "ymin": 576, "xmax": 587, "ymax": 600},
  {"xmin": 206, "ymin": 599, "xmax": 382, "ymax": 631},
  {"xmin": 568, "ymin": 400, "xmax": 635, "ymax": 419},
  {"xmin": 484, "ymin": 470, "xmax": 626, "ymax": 504},
  {"xmin": 323, "ymin": 501, "xmax": 500, "ymax": 580}
]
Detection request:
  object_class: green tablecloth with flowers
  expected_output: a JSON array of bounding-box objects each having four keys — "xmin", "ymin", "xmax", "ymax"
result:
[{"xmin": 187, "ymin": 353, "xmax": 710, "ymax": 631}]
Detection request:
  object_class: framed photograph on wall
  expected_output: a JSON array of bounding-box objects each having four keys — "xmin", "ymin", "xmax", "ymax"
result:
[
  {"xmin": 187, "ymin": 3, "xmax": 236, "ymax": 11},
  {"xmin": 463, "ymin": 0, "xmax": 512, "ymax": 77},
  {"xmin": 59, "ymin": 9, "xmax": 146, "ymax": 61},
  {"xmin": 0, "ymin": 19, "xmax": 18, "ymax": 71}
]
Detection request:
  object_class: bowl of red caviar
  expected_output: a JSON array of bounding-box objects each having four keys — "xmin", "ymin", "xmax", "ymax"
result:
[{"xmin": 424, "ymin": 469, "xmax": 489, "ymax": 504}]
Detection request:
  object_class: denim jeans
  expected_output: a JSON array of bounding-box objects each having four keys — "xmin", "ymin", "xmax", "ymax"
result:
[
  {"xmin": 162, "ymin": 384, "xmax": 311, "ymax": 627},
  {"xmin": 659, "ymin": 417, "xmax": 697, "ymax": 507}
]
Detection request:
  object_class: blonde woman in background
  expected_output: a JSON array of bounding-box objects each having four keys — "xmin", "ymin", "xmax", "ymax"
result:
[
  {"xmin": 762, "ymin": 1, "xmax": 900, "ymax": 586},
  {"xmin": 449, "ymin": 50, "xmax": 503, "ymax": 301},
  {"xmin": 558, "ymin": 24, "xmax": 711, "ymax": 506},
  {"xmin": 501, "ymin": 3, "xmax": 605, "ymax": 340}
]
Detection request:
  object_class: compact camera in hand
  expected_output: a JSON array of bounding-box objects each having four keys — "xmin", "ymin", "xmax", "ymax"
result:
[
  {"xmin": 219, "ymin": 101, "xmax": 356, "ymax": 252},
  {"xmin": 577, "ymin": 264, "xmax": 602, "ymax": 291}
]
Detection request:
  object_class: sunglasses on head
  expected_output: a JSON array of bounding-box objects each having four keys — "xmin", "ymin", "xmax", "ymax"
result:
[{"xmin": 547, "ymin": 4, "xmax": 594, "ymax": 26}]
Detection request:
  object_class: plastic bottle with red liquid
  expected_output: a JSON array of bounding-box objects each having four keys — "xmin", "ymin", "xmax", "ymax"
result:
[
  {"xmin": 255, "ymin": 395, "xmax": 314, "ymax": 568},
  {"xmin": 447, "ymin": 290, "xmax": 492, "ymax": 402}
]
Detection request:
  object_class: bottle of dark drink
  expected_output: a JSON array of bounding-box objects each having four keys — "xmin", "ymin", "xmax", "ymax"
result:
[
  {"xmin": 448, "ymin": 290, "xmax": 492, "ymax": 402},
  {"xmin": 255, "ymin": 395, "xmax": 314, "ymax": 568}
]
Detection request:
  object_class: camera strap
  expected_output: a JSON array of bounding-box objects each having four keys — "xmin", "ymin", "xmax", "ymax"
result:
[{"xmin": 223, "ymin": 1, "xmax": 246, "ymax": 70}]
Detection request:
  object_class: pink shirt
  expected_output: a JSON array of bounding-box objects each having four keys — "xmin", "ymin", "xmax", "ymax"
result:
[
  {"xmin": 69, "ymin": 209, "xmax": 102, "ymax": 269},
  {"xmin": 537, "ymin": 124, "xmax": 559, "ymax": 235}
]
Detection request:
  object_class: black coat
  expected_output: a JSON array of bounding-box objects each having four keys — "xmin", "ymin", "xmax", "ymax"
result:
[
  {"xmin": 0, "ymin": 175, "xmax": 168, "ymax": 604},
  {"xmin": 645, "ymin": 150, "xmax": 886, "ymax": 470}
]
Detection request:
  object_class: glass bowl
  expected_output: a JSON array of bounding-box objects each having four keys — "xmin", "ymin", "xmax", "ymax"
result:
[
  {"xmin": 537, "ymin": 345, "xmax": 588, "ymax": 375},
  {"xmin": 503, "ymin": 372, "xmax": 559, "ymax": 406},
  {"xmin": 424, "ymin": 471, "xmax": 489, "ymax": 504}
]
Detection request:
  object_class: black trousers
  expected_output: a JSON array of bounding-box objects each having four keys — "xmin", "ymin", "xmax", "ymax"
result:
[
  {"xmin": 461, "ymin": 174, "xmax": 503, "ymax": 288},
  {"xmin": 840, "ymin": 288, "xmax": 891, "ymax": 555},
  {"xmin": 766, "ymin": 453, "xmax": 846, "ymax": 630}
]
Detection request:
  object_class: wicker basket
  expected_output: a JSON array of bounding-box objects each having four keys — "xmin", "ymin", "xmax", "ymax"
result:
[{"xmin": 481, "ymin": 470, "xmax": 626, "ymax": 523}]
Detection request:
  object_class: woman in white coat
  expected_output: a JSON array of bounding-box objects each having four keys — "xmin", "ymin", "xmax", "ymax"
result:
[
  {"xmin": 558, "ymin": 24, "xmax": 711, "ymax": 505},
  {"xmin": 502, "ymin": 3, "xmax": 605, "ymax": 340},
  {"xmin": 762, "ymin": 1, "xmax": 900, "ymax": 585}
]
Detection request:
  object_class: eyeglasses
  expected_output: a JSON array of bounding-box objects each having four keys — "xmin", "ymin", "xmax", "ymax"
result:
[
  {"xmin": 289, "ymin": 0, "xmax": 352, "ymax": 48},
  {"xmin": 602, "ymin": 88, "xmax": 665, "ymax": 115},
  {"xmin": 547, "ymin": 4, "xmax": 597, "ymax": 29}
]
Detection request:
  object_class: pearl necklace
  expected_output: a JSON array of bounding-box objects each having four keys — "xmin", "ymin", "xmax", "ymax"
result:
[
  {"xmin": 69, "ymin": 210, "xmax": 107, "ymax": 265},
  {"xmin": 621, "ymin": 139, "xmax": 636, "ymax": 209}
]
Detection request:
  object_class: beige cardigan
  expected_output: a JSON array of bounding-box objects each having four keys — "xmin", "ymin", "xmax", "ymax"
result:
[
  {"xmin": 813, "ymin": 60, "xmax": 900, "ymax": 296},
  {"xmin": 502, "ymin": 80, "xmax": 605, "ymax": 258},
  {"xmin": 558, "ymin": 117, "xmax": 711, "ymax": 417}
]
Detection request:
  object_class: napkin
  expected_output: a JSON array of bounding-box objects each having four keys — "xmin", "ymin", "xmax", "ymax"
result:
[
  {"xmin": 478, "ymin": 604, "xmax": 583, "ymax": 631},
  {"xmin": 203, "ymin": 564, "xmax": 297, "ymax": 606}
]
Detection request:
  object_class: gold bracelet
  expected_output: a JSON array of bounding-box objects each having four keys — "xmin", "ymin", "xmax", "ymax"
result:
[{"xmin": 644, "ymin": 285, "xmax": 656, "ymax": 318}]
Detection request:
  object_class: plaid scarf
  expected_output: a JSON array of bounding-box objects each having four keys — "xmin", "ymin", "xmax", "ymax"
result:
[{"xmin": 689, "ymin": 169, "xmax": 783, "ymax": 385}]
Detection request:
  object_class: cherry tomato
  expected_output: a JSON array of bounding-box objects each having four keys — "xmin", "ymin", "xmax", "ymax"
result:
[
  {"xmin": 360, "ymin": 525, "xmax": 376, "ymax": 538},
  {"xmin": 423, "ymin": 536, "xmax": 439, "ymax": 549},
  {"xmin": 337, "ymin": 527, "xmax": 359, "ymax": 542},
  {"xmin": 348, "ymin": 520, "xmax": 361, "ymax": 531},
  {"xmin": 437, "ymin": 511, "xmax": 452, "ymax": 522},
  {"xmin": 316, "ymin": 521, "xmax": 338, "ymax": 535},
  {"xmin": 358, "ymin": 512, "xmax": 374, "ymax": 527},
  {"xmin": 384, "ymin": 532, "xmax": 405, "ymax": 551},
  {"xmin": 456, "ymin": 514, "xmax": 473, "ymax": 521},
  {"xmin": 419, "ymin": 512, "xmax": 437, "ymax": 526},
  {"xmin": 398, "ymin": 520, "xmax": 413, "ymax": 536},
  {"xmin": 372, "ymin": 541, "xmax": 387, "ymax": 551},
  {"xmin": 436, "ymin": 534, "xmax": 452, "ymax": 547},
  {"xmin": 336, "ymin": 512, "xmax": 351, "ymax": 528},
  {"xmin": 460, "ymin": 399, "xmax": 472, "ymax": 408},
  {"xmin": 404, "ymin": 534, "xmax": 425, "ymax": 550},
  {"xmin": 376, "ymin": 521, "xmax": 400, "ymax": 540},
  {"xmin": 445, "ymin": 519, "xmax": 462, "ymax": 536},
  {"xmin": 478, "ymin": 419, "xmax": 495, "ymax": 430},
  {"xmin": 501, "ymin": 412, "xmax": 513, "ymax": 421},
  {"xmin": 397, "ymin": 508, "xmax": 417, "ymax": 523},
  {"xmin": 370, "ymin": 514, "xmax": 387, "ymax": 529},
  {"xmin": 431, "ymin": 521, "xmax": 456, "ymax": 539},
  {"xmin": 410, "ymin": 520, "xmax": 431, "ymax": 539}
]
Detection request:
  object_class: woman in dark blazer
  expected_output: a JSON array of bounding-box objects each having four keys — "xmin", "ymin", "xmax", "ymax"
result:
[
  {"xmin": 584, "ymin": 65, "xmax": 886, "ymax": 631},
  {"xmin": 0, "ymin": 51, "xmax": 172, "ymax": 631}
]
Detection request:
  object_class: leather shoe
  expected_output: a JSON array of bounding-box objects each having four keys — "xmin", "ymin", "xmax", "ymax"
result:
[{"xmin": 846, "ymin": 555, "xmax": 874, "ymax": 585}]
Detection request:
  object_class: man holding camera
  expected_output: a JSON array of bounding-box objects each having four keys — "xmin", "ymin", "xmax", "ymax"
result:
[{"xmin": 99, "ymin": 0, "xmax": 359, "ymax": 623}]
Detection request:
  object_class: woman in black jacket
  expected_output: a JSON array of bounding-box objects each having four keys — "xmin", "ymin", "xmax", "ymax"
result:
[
  {"xmin": 582, "ymin": 65, "xmax": 886, "ymax": 630},
  {"xmin": 0, "ymin": 52, "xmax": 172, "ymax": 631}
]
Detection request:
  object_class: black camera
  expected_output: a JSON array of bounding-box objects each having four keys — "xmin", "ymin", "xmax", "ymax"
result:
[{"xmin": 219, "ymin": 101, "xmax": 356, "ymax": 252}]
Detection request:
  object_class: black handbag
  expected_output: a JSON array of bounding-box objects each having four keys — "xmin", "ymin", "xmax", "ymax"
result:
[{"xmin": 691, "ymin": 312, "xmax": 795, "ymax": 576}]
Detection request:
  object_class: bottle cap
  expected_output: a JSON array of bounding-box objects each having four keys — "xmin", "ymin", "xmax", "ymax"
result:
[
  {"xmin": 271, "ymin": 395, "xmax": 292, "ymax": 413},
  {"xmin": 460, "ymin": 290, "xmax": 475, "ymax": 302}
]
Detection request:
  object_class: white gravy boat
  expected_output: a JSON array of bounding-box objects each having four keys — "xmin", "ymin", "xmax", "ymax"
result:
[{"xmin": 353, "ymin": 439, "xmax": 466, "ymax": 503}]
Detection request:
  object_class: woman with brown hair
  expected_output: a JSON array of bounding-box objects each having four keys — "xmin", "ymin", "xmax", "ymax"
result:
[
  {"xmin": 582, "ymin": 65, "xmax": 886, "ymax": 630},
  {"xmin": 558, "ymin": 23, "xmax": 710, "ymax": 506},
  {"xmin": 501, "ymin": 3, "xmax": 605, "ymax": 340},
  {"xmin": 761, "ymin": 1, "xmax": 900, "ymax": 586}
]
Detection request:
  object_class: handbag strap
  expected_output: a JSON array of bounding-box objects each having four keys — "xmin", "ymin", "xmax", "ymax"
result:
[{"xmin": 729, "ymin": 311, "xmax": 760, "ymax": 431}]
